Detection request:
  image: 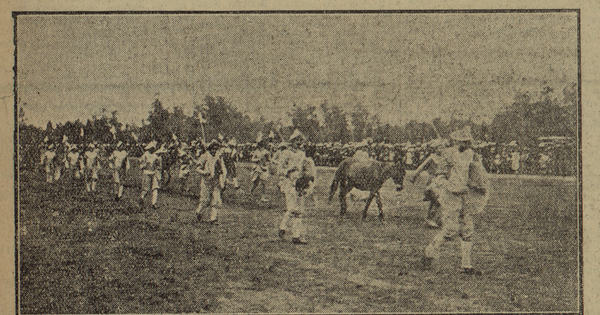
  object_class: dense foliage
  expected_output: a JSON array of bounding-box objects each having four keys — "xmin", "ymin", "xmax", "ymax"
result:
[{"xmin": 18, "ymin": 84, "xmax": 577, "ymax": 148}]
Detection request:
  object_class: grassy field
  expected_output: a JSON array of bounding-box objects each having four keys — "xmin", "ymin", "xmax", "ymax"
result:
[{"xmin": 18, "ymin": 164, "xmax": 579, "ymax": 313}]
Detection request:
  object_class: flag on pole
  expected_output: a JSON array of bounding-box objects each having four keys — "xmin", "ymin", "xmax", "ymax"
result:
[{"xmin": 198, "ymin": 113, "xmax": 206, "ymax": 123}]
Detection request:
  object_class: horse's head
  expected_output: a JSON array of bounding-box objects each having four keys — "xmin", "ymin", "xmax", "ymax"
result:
[{"xmin": 390, "ymin": 161, "xmax": 406, "ymax": 191}]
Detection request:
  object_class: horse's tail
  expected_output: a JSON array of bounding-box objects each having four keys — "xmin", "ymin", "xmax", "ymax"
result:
[{"xmin": 329, "ymin": 159, "xmax": 347, "ymax": 201}]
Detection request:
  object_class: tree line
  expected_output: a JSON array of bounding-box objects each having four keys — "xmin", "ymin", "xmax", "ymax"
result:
[{"xmin": 18, "ymin": 83, "xmax": 577, "ymax": 148}]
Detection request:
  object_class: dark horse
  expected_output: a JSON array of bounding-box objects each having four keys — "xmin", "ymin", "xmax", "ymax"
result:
[{"xmin": 329, "ymin": 157, "xmax": 406, "ymax": 220}]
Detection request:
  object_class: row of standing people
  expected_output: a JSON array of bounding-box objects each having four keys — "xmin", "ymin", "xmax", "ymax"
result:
[{"xmin": 234, "ymin": 139, "xmax": 575, "ymax": 177}]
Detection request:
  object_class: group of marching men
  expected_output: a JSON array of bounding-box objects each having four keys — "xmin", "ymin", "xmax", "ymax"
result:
[
  {"xmin": 38, "ymin": 129, "xmax": 316, "ymax": 244},
  {"xmin": 38, "ymin": 125, "xmax": 491, "ymax": 272}
]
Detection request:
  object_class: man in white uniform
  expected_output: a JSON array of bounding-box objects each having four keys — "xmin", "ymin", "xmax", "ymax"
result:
[
  {"xmin": 510, "ymin": 150, "xmax": 521, "ymax": 175},
  {"xmin": 40, "ymin": 143, "xmax": 57, "ymax": 184},
  {"xmin": 83, "ymin": 143, "xmax": 101, "ymax": 193},
  {"xmin": 139, "ymin": 141, "xmax": 162, "ymax": 209},
  {"xmin": 66, "ymin": 144, "xmax": 82, "ymax": 183},
  {"xmin": 195, "ymin": 140, "xmax": 225, "ymax": 224},
  {"xmin": 176, "ymin": 142, "xmax": 194, "ymax": 193},
  {"xmin": 409, "ymin": 139, "xmax": 451, "ymax": 228},
  {"xmin": 250, "ymin": 139, "xmax": 272, "ymax": 202},
  {"xmin": 277, "ymin": 129, "xmax": 316, "ymax": 245},
  {"xmin": 109, "ymin": 141, "xmax": 129, "ymax": 201},
  {"xmin": 421, "ymin": 126, "xmax": 489, "ymax": 275}
]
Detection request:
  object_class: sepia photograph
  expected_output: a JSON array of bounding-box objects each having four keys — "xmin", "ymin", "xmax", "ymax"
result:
[{"xmin": 14, "ymin": 11, "xmax": 580, "ymax": 313}]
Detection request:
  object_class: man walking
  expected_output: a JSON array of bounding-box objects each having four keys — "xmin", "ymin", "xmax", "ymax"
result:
[
  {"xmin": 277, "ymin": 129, "xmax": 315, "ymax": 245},
  {"xmin": 109, "ymin": 141, "xmax": 128, "ymax": 201},
  {"xmin": 421, "ymin": 126, "xmax": 489, "ymax": 275},
  {"xmin": 40, "ymin": 143, "xmax": 57, "ymax": 184},
  {"xmin": 83, "ymin": 143, "xmax": 101, "ymax": 193},
  {"xmin": 139, "ymin": 141, "xmax": 162, "ymax": 209},
  {"xmin": 250, "ymin": 138, "xmax": 272, "ymax": 202},
  {"xmin": 409, "ymin": 139, "xmax": 451, "ymax": 228},
  {"xmin": 195, "ymin": 140, "xmax": 225, "ymax": 225}
]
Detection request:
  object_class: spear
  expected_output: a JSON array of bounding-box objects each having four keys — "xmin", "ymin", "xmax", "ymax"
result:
[{"xmin": 199, "ymin": 113, "xmax": 206, "ymax": 143}]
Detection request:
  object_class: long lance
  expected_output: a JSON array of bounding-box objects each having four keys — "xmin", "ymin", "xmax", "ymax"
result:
[{"xmin": 275, "ymin": 124, "xmax": 285, "ymax": 143}]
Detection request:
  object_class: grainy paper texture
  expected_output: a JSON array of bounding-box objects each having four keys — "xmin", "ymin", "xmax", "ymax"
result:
[{"xmin": 3, "ymin": 1, "xmax": 599, "ymax": 314}]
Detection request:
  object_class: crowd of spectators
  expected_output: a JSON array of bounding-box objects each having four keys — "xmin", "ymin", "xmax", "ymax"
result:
[{"xmin": 236, "ymin": 137, "xmax": 576, "ymax": 177}]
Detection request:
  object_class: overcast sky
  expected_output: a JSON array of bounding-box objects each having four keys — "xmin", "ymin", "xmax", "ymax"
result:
[{"xmin": 16, "ymin": 12, "xmax": 577, "ymax": 127}]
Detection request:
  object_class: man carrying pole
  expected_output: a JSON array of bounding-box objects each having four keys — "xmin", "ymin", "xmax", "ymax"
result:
[
  {"xmin": 194, "ymin": 140, "xmax": 226, "ymax": 225},
  {"xmin": 139, "ymin": 141, "xmax": 162, "ymax": 209}
]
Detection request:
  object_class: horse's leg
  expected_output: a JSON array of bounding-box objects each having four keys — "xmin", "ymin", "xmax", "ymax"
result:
[
  {"xmin": 339, "ymin": 183, "xmax": 350, "ymax": 216},
  {"xmin": 250, "ymin": 177, "xmax": 260, "ymax": 194},
  {"xmin": 374, "ymin": 192, "xmax": 385, "ymax": 221},
  {"xmin": 362, "ymin": 193, "xmax": 375, "ymax": 220}
]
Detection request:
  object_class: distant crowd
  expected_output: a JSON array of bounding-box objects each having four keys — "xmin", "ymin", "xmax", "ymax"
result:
[
  {"xmin": 22, "ymin": 133, "xmax": 576, "ymax": 178},
  {"xmin": 233, "ymin": 137, "xmax": 576, "ymax": 177}
]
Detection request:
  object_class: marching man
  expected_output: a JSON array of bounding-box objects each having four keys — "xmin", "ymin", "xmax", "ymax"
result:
[
  {"xmin": 40, "ymin": 142, "xmax": 57, "ymax": 184},
  {"xmin": 222, "ymin": 138, "xmax": 240, "ymax": 190},
  {"xmin": 83, "ymin": 143, "xmax": 101, "ymax": 193},
  {"xmin": 194, "ymin": 140, "xmax": 226, "ymax": 225},
  {"xmin": 409, "ymin": 139, "xmax": 450, "ymax": 228},
  {"xmin": 277, "ymin": 129, "xmax": 315, "ymax": 245},
  {"xmin": 176, "ymin": 142, "xmax": 193, "ymax": 193},
  {"xmin": 250, "ymin": 137, "xmax": 272, "ymax": 202},
  {"xmin": 109, "ymin": 141, "xmax": 129, "ymax": 201},
  {"xmin": 139, "ymin": 141, "xmax": 162, "ymax": 209},
  {"xmin": 66, "ymin": 144, "xmax": 82, "ymax": 183},
  {"xmin": 421, "ymin": 126, "xmax": 489, "ymax": 275}
]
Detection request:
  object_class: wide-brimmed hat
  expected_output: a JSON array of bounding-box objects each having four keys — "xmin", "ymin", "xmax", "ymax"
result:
[
  {"xmin": 289, "ymin": 129, "xmax": 305, "ymax": 142},
  {"xmin": 449, "ymin": 126, "xmax": 473, "ymax": 141},
  {"xmin": 278, "ymin": 141, "xmax": 289, "ymax": 149},
  {"xmin": 228, "ymin": 138, "xmax": 237, "ymax": 146}
]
